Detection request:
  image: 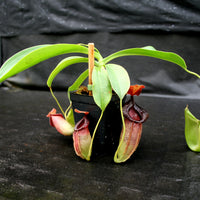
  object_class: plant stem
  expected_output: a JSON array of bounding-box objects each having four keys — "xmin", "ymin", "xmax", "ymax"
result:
[
  {"xmin": 86, "ymin": 110, "xmax": 104, "ymax": 161},
  {"xmin": 49, "ymin": 87, "xmax": 65, "ymax": 116},
  {"xmin": 88, "ymin": 43, "xmax": 94, "ymax": 96},
  {"xmin": 114, "ymin": 98, "xmax": 126, "ymax": 163},
  {"xmin": 64, "ymin": 102, "xmax": 72, "ymax": 119}
]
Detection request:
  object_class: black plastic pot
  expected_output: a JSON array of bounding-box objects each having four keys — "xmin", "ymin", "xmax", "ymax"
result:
[{"xmin": 70, "ymin": 92, "xmax": 125, "ymax": 158}]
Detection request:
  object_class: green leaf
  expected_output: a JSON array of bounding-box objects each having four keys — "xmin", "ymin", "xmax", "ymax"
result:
[
  {"xmin": 67, "ymin": 69, "xmax": 89, "ymax": 100},
  {"xmin": 92, "ymin": 66, "xmax": 112, "ymax": 111},
  {"xmin": 185, "ymin": 106, "xmax": 200, "ymax": 152},
  {"xmin": 106, "ymin": 64, "xmax": 130, "ymax": 99},
  {"xmin": 68, "ymin": 70, "xmax": 89, "ymax": 92},
  {"xmin": 47, "ymin": 56, "xmax": 88, "ymax": 87},
  {"xmin": 103, "ymin": 47, "xmax": 200, "ymax": 79},
  {"xmin": 0, "ymin": 44, "xmax": 101, "ymax": 83}
]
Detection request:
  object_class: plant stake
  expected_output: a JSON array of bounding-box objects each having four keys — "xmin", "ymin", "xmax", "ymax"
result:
[{"xmin": 88, "ymin": 43, "xmax": 94, "ymax": 96}]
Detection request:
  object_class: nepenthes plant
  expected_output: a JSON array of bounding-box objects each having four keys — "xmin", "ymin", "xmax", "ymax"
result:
[{"xmin": 0, "ymin": 43, "xmax": 199, "ymax": 163}]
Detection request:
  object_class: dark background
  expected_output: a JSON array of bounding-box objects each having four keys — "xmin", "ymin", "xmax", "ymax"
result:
[
  {"xmin": 0, "ymin": 0, "xmax": 200, "ymax": 97},
  {"xmin": 1, "ymin": 1, "xmax": 200, "ymax": 199}
]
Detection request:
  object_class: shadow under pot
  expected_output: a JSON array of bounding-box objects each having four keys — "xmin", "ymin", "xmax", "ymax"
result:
[{"xmin": 70, "ymin": 92, "xmax": 125, "ymax": 158}]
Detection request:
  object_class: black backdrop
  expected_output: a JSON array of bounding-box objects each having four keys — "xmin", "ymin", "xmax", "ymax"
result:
[
  {"xmin": 1, "ymin": 0, "xmax": 200, "ymax": 35},
  {"xmin": 0, "ymin": 0, "xmax": 200, "ymax": 98}
]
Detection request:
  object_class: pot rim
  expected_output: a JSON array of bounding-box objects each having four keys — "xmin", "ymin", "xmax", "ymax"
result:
[{"xmin": 70, "ymin": 91, "xmax": 122, "ymax": 105}]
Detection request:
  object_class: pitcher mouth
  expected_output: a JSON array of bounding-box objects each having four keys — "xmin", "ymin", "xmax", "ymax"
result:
[{"xmin": 123, "ymin": 96, "xmax": 149, "ymax": 123}]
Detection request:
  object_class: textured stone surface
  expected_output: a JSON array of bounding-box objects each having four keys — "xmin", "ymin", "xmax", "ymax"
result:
[{"xmin": 0, "ymin": 89, "xmax": 200, "ymax": 199}]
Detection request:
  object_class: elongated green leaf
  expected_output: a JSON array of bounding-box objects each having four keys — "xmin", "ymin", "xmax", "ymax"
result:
[
  {"xmin": 106, "ymin": 64, "xmax": 130, "ymax": 99},
  {"xmin": 185, "ymin": 106, "xmax": 200, "ymax": 152},
  {"xmin": 68, "ymin": 70, "xmax": 89, "ymax": 92},
  {"xmin": 67, "ymin": 69, "xmax": 89, "ymax": 100},
  {"xmin": 103, "ymin": 47, "xmax": 200, "ymax": 79},
  {"xmin": 47, "ymin": 56, "xmax": 88, "ymax": 87},
  {"xmin": 92, "ymin": 66, "xmax": 112, "ymax": 111},
  {"xmin": 0, "ymin": 44, "xmax": 101, "ymax": 83}
]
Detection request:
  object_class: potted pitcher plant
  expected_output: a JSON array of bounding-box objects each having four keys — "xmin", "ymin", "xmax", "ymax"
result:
[{"xmin": 0, "ymin": 43, "xmax": 199, "ymax": 163}]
